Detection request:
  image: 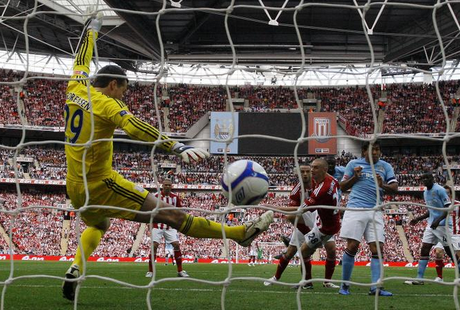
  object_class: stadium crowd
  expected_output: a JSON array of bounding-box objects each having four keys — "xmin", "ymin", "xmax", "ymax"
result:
[
  {"xmin": 1, "ymin": 148, "xmax": 459, "ymax": 187},
  {"xmin": 0, "ymin": 189, "xmax": 447, "ymax": 263},
  {"xmin": 1, "ymin": 69, "xmax": 460, "ymax": 135}
]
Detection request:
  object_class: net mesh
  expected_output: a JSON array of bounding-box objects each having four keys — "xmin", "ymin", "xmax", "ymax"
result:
[{"xmin": 0, "ymin": 1, "xmax": 459, "ymax": 309}]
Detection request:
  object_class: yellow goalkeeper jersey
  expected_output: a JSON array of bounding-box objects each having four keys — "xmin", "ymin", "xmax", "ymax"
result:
[{"xmin": 65, "ymin": 29, "xmax": 176, "ymax": 183}]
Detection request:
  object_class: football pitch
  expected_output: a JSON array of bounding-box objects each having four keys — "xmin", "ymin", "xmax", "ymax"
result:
[{"xmin": 0, "ymin": 261, "xmax": 458, "ymax": 309}]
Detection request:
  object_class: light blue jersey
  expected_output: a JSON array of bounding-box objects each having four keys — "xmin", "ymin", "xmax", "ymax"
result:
[
  {"xmin": 342, "ymin": 158, "xmax": 397, "ymax": 208},
  {"xmin": 334, "ymin": 166, "xmax": 345, "ymax": 200},
  {"xmin": 334, "ymin": 166, "xmax": 345, "ymax": 181},
  {"xmin": 424, "ymin": 183, "xmax": 451, "ymax": 226}
]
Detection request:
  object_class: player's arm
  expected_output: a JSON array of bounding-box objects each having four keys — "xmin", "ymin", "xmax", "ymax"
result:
[
  {"xmin": 410, "ymin": 212, "xmax": 429, "ymax": 225},
  {"xmin": 340, "ymin": 164, "xmax": 362, "ymax": 192},
  {"xmin": 376, "ymin": 175, "xmax": 398, "ymax": 194},
  {"xmin": 72, "ymin": 15, "xmax": 103, "ymax": 79},
  {"xmin": 108, "ymin": 107, "xmax": 209, "ymax": 163},
  {"xmin": 377, "ymin": 163, "xmax": 398, "ymax": 194},
  {"xmin": 430, "ymin": 208, "xmax": 450, "ymax": 230},
  {"xmin": 431, "ymin": 189, "xmax": 452, "ymax": 229}
]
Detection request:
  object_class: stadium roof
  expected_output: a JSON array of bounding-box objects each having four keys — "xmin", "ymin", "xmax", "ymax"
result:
[{"xmin": 2, "ymin": 1, "xmax": 460, "ymax": 73}]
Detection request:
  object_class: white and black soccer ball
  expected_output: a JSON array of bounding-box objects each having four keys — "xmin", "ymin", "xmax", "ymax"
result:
[{"xmin": 221, "ymin": 159, "xmax": 269, "ymax": 205}]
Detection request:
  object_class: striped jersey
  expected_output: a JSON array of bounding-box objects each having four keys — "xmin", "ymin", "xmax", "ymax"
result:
[
  {"xmin": 65, "ymin": 29, "xmax": 176, "ymax": 183},
  {"xmin": 289, "ymin": 182, "xmax": 312, "ymax": 207},
  {"xmin": 153, "ymin": 191, "xmax": 182, "ymax": 230},
  {"xmin": 450, "ymin": 200, "xmax": 460, "ymax": 234},
  {"xmin": 301, "ymin": 174, "xmax": 341, "ymax": 235},
  {"xmin": 289, "ymin": 182, "xmax": 313, "ymax": 234}
]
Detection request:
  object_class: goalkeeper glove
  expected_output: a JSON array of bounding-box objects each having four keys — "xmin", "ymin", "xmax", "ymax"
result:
[
  {"xmin": 84, "ymin": 7, "xmax": 103, "ymax": 32},
  {"xmin": 172, "ymin": 142, "xmax": 210, "ymax": 163}
]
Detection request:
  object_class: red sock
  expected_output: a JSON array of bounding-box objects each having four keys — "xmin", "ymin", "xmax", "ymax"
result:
[
  {"xmin": 174, "ymin": 250, "xmax": 183, "ymax": 272},
  {"xmin": 435, "ymin": 259, "xmax": 444, "ymax": 278},
  {"xmin": 148, "ymin": 250, "xmax": 156, "ymax": 273},
  {"xmin": 325, "ymin": 259, "xmax": 336, "ymax": 280},
  {"xmin": 275, "ymin": 254, "xmax": 290, "ymax": 280},
  {"xmin": 303, "ymin": 258, "xmax": 312, "ymax": 280}
]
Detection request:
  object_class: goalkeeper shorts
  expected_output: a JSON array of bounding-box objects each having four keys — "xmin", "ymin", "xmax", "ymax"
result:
[{"xmin": 66, "ymin": 170, "xmax": 149, "ymax": 226}]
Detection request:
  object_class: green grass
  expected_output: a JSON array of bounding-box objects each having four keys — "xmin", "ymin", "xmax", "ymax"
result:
[{"xmin": 0, "ymin": 261, "xmax": 457, "ymax": 309}]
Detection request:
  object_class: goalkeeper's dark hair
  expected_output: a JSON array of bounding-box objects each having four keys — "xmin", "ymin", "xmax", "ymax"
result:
[{"xmin": 93, "ymin": 65, "xmax": 128, "ymax": 88}]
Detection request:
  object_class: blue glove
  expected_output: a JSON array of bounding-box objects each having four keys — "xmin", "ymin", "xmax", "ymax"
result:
[{"xmin": 172, "ymin": 142, "xmax": 210, "ymax": 163}]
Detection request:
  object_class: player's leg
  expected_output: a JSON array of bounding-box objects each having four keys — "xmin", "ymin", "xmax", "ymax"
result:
[
  {"xmin": 171, "ymin": 241, "xmax": 188, "ymax": 277},
  {"xmin": 434, "ymin": 243, "xmax": 445, "ymax": 281},
  {"xmin": 323, "ymin": 240, "xmax": 339, "ymax": 288},
  {"xmin": 366, "ymin": 211, "xmax": 392, "ymax": 296},
  {"xmin": 417, "ymin": 243, "xmax": 434, "ymax": 280},
  {"xmin": 136, "ymin": 193, "xmax": 273, "ymax": 246},
  {"xmin": 146, "ymin": 240, "xmax": 160, "ymax": 277},
  {"xmin": 63, "ymin": 218, "xmax": 110, "ymax": 301},
  {"xmin": 264, "ymin": 244, "xmax": 298, "ymax": 286},
  {"xmin": 166, "ymin": 230, "xmax": 187, "ymax": 277},
  {"xmin": 339, "ymin": 209, "xmax": 368, "ymax": 295}
]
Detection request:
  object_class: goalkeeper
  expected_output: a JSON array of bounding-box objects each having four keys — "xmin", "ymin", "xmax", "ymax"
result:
[{"xmin": 62, "ymin": 13, "xmax": 273, "ymax": 301}]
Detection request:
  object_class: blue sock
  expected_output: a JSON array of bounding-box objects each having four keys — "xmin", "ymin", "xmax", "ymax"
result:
[
  {"xmin": 370, "ymin": 257, "xmax": 381, "ymax": 291},
  {"xmin": 342, "ymin": 250, "xmax": 355, "ymax": 287},
  {"xmin": 417, "ymin": 259, "xmax": 429, "ymax": 279}
]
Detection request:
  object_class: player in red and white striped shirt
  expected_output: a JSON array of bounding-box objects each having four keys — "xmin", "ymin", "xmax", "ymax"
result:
[
  {"xmin": 146, "ymin": 179, "xmax": 189, "ymax": 278},
  {"xmin": 265, "ymin": 159, "xmax": 341, "ymax": 289}
]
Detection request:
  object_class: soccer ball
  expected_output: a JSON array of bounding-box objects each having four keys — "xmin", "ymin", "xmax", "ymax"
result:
[{"xmin": 221, "ymin": 159, "xmax": 269, "ymax": 205}]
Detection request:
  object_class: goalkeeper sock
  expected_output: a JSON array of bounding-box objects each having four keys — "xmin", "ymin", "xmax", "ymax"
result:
[
  {"xmin": 73, "ymin": 227, "xmax": 104, "ymax": 269},
  {"xmin": 179, "ymin": 215, "xmax": 245, "ymax": 240},
  {"xmin": 341, "ymin": 250, "xmax": 355, "ymax": 285},
  {"xmin": 174, "ymin": 250, "xmax": 183, "ymax": 272},
  {"xmin": 325, "ymin": 258, "xmax": 336, "ymax": 280},
  {"xmin": 370, "ymin": 255, "xmax": 381, "ymax": 290},
  {"xmin": 275, "ymin": 254, "xmax": 290, "ymax": 280},
  {"xmin": 417, "ymin": 257, "xmax": 429, "ymax": 279},
  {"xmin": 435, "ymin": 259, "xmax": 444, "ymax": 278}
]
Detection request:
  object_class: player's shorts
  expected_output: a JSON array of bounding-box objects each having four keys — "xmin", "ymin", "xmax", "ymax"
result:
[
  {"xmin": 290, "ymin": 226, "xmax": 334, "ymax": 247},
  {"xmin": 249, "ymin": 249, "xmax": 257, "ymax": 256},
  {"xmin": 340, "ymin": 209, "xmax": 385, "ymax": 243},
  {"xmin": 302, "ymin": 210, "xmax": 317, "ymax": 228},
  {"xmin": 152, "ymin": 228, "xmax": 179, "ymax": 244},
  {"xmin": 304, "ymin": 225, "xmax": 334, "ymax": 249},
  {"xmin": 422, "ymin": 227, "xmax": 460, "ymax": 250},
  {"xmin": 66, "ymin": 170, "xmax": 149, "ymax": 226},
  {"xmin": 289, "ymin": 228, "xmax": 307, "ymax": 247}
]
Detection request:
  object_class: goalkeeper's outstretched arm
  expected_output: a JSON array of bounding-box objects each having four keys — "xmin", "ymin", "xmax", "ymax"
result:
[{"xmin": 71, "ymin": 14, "xmax": 102, "ymax": 80}]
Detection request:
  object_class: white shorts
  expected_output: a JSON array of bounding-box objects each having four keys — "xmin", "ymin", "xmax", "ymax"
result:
[
  {"xmin": 422, "ymin": 227, "xmax": 460, "ymax": 251},
  {"xmin": 249, "ymin": 249, "xmax": 257, "ymax": 256},
  {"xmin": 302, "ymin": 210, "xmax": 317, "ymax": 228},
  {"xmin": 289, "ymin": 226, "xmax": 334, "ymax": 247},
  {"xmin": 289, "ymin": 228, "xmax": 306, "ymax": 247},
  {"xmin": 151, "ymin": 228, "xmax": 179, "ymax": 244},
  {"xmin": 304, "ymin": 225, "xmax": 334, "ymax": 249},
  {"xmin": 340, "ymin": 209, "xmax": 385, "ymax": 243}
]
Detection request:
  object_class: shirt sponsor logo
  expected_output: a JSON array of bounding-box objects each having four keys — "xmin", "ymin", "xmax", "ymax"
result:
[{"xmin": 119, "ymin": 110, "xmax": 131, "ymax": 117}]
